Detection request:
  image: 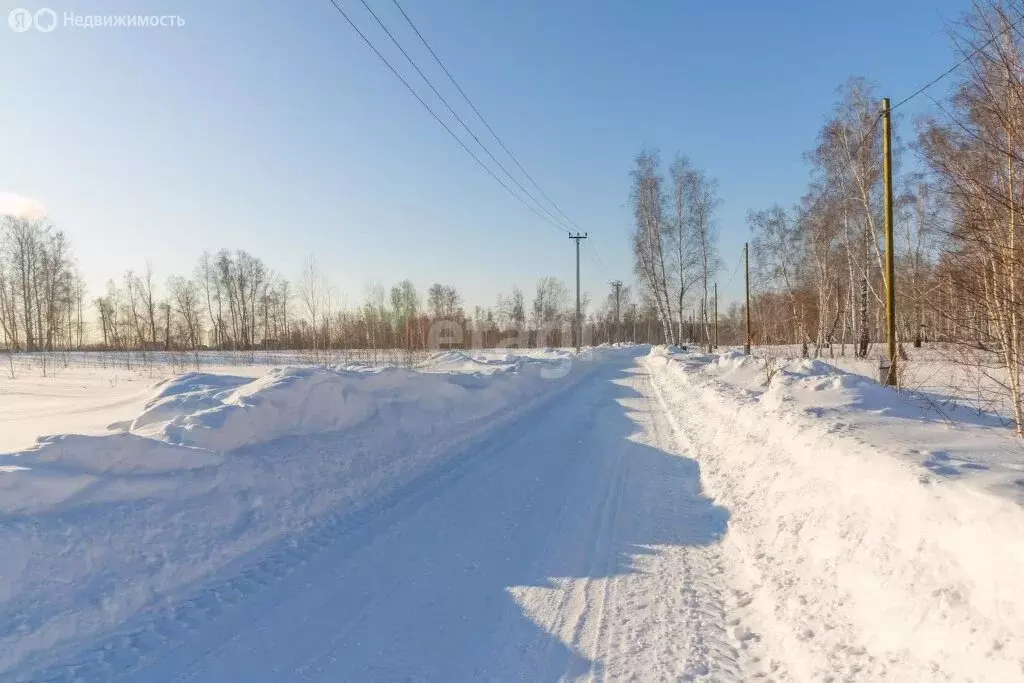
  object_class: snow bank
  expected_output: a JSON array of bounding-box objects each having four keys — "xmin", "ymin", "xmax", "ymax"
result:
[
  {"xmin": 647, "ymin": 346, "xmax": 1024, "ymax": 681},
  {"xmin": 420, "ymin": 349, "xmax": 528, "ymax": 374},
  {"xmin": 417, "ymin": 348, "xmax": 579, "ymax": 375},
  {"xmin": 0, "ymin": 351, "xmax": 607, "ymax": 676}
]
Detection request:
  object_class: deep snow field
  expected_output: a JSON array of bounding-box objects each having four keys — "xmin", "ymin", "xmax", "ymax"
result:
[{"xmin": 1, "ymin": 344, "xmax": 1022, "ymax": 681}]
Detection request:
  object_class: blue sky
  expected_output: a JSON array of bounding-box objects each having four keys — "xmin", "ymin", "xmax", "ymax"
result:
[{"xmin": 2, "ymin": 0, "xmax": 968, "ymax": 312}]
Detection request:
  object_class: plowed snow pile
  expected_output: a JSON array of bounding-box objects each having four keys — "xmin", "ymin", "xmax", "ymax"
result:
[
  {"xmin": 0, "ymin": 353, "xmax": 595, "ymax": 676},
  {"xmin": 647, "ymin": 346, "xmax": 1024, "ymax": 681}
]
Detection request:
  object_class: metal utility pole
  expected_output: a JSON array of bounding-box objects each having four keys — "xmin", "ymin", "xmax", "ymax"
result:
[
  {"xmin": 882, "ymin": 98, "xmax": 897, "ymax": 386},
  {"xmin": 714, "ymin": 282, "xmax": 719, "ymax": 349},
  {"xmin": 744, "ymin": 242, "xmax": 751, "ymax": 355},
  {"xmin": 569, "ymin": 233, "xmax": 588, "ymax": 352},
  {"xmin": 610, "ymin": 280, "xmax": 623, "ymax": 345}
]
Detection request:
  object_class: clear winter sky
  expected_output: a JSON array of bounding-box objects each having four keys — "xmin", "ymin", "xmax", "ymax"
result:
[{"xmin": 2, "ymin": 0, "xmax": 968, "ymax": 312}]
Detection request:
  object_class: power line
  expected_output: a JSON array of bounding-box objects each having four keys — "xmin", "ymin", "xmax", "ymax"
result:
[
  {"xmin": 722, "ymin": 248, "xmax": 744, "ymax": 290},
  {"xmin": 586, "ymin": 252, "xmax": 606, "ymax": 280},
  {"xmin": 324, "ymin": 0, "xmax": 570, "ymax": 235},
  {"xmin": 355, "ymin": 0, "xmax": 573, "ymax": 233},
  {"xmin": 794, "ymin": 113, "xmax": 882, "ymax": 226},
  {"xmin": 587, "ymin": 240, "xmax": 610, "ymax": 278},
  {"xmin": 924, "ymin": 92, "xmax": 1024, "ymax": 164},
  {"xmin": 796, "ymin": 11, "xmax": 1024, "ymax": 226},
  {"xmin": 797, "ymin": 13, "xmax": 1024, "ymax": 226},
  {"xmin": 388, "ymin": 0, "xmax": 584, "ymax": 233},
  {"xmin": 890, "ymin": 12, "xmax": 1024, "ymax": 111}
]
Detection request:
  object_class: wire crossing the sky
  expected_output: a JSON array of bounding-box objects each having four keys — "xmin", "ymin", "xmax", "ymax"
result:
[
  {"xmin": 791, "ymin": 113, "xmax": 882, "ymax": 228},
  {"xmin": 325, "ymin": 0, "xmax": 581, "ymax": 237},
  {"xmin": 354, "ymin": 0, "xmax": 575, "ymax": 234},
  {"xmin": 387, "ymin": 0, "xmax": 585, "ymax": 234},
  {"xmin": 795, "ymin": 9, "xmax": 1024, "ymax": 228},
  {"xmin": 325, "ymin": 0, "xmax": 571, "ymax": 235},
  {"xmin": 722, "ymin": 248, "xmax": 745, "ymax": 291},
  {"xmin": 890, "ymin": 11, "xmax": 1024, "ymax": 112}
]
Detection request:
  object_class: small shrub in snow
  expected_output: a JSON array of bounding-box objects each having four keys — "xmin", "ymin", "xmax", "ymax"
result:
[{"xmin": 760, "ymin": 350, "xmax": 780, "ymax": 386}]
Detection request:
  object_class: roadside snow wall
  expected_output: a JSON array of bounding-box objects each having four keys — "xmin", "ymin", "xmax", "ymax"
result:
[
  {"xmin": 0, "ymin": 352, "xmax": 601, "ymax": 677},
  {"xmin": 647, "ymin": 347, "xmax": 1024, "ymax": 682}
]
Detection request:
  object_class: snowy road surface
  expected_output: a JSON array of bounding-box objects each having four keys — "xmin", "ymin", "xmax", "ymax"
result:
[
  {"xmin": 34, "ymin": 352, "xmax": 760, "ymax": 682},
  {"xmin": 11, "ymin": 347, "xmax": 1024, "ymax": 681}
]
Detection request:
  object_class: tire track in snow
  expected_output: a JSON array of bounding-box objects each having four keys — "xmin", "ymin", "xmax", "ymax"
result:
[
  {"xmin": 536, "ymin": 363, "xmax": 751, "ymax": 682},
  {"xmin": 645, "ymin": 353, "xmax": 792, "ymax": 682},
  {"xmin": 569, "ymin": 414, "xmax": 630, "ymax": 682},
  {"xmin": 587, "ymin": 442, "xmax": 629, "ymax": 683},
  {"xmin": 628, "ymin": 367, "xmax": 738, "ymax": 681},
  {"xmin": 520, "ymin": 388, "xmax": 628, "ymax": 680},
  {"xmin": 166, "ymin": 370, "xmax": 605, "ymax": 682},
  {"xmin": 24, "ymin": 372, "xmax": 593, "ymax": 683},
  {"xmin": 281, "ymin": 384, "xmax": 609, "ymax": 682}
]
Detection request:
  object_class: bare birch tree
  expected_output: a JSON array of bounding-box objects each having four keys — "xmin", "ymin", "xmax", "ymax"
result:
[{"xmin": 630, "ymin": 150, "xmax": 674, "ymax": 344}]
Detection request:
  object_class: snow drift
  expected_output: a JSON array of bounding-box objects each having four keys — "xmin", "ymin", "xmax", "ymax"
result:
[
  {"xmin": 647, "ymin": 346, "xmax": 1024, "ymax": 682},
  {"xmin": 0, "ymin": 351, "xmax": 604, "ymax": 677}
]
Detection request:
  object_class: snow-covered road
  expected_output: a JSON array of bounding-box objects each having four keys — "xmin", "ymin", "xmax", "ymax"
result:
[
  {"xmin": 33, "ymin": 352, "xmax": 760, "ymax": 682},
  {"xmin": 12, "ymin": 347, "xmax": 1023, "ymax": 681}
]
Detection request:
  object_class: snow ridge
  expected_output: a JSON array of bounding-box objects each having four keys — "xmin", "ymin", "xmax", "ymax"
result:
[
  {"xmin": 647, "ymin": 347, "xmax": 1024, "ymax": 682},
  {"xmin": 0, "ymin": 352, "xmax": 602, "ymax": 678}
]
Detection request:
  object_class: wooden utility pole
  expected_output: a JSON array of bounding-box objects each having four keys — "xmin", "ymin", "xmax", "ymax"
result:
[
  {"xmin": 714, "ymin": 282, "xmax": 719, "ymax": 349},
  {"xmin": 569, "ymin": 233, "xmax": 587, "ymax": 352},
  {"xmin": 610, "ymin": 280, "xmax": 623, "ymax": 345},
  {"xmin": 744, "ymin": 242, "xmax": 751, "ymax": 355},
  {"xmin": 702, "ymin": 299, "xmax": 710, "ymax": 353},
  {"xmin": 163, "ymin": 302, "xmax": 171, "ymax": 351},
  {"xmin": 882, "ymin": 98, "xmax": 897, "ymax": 386}
]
